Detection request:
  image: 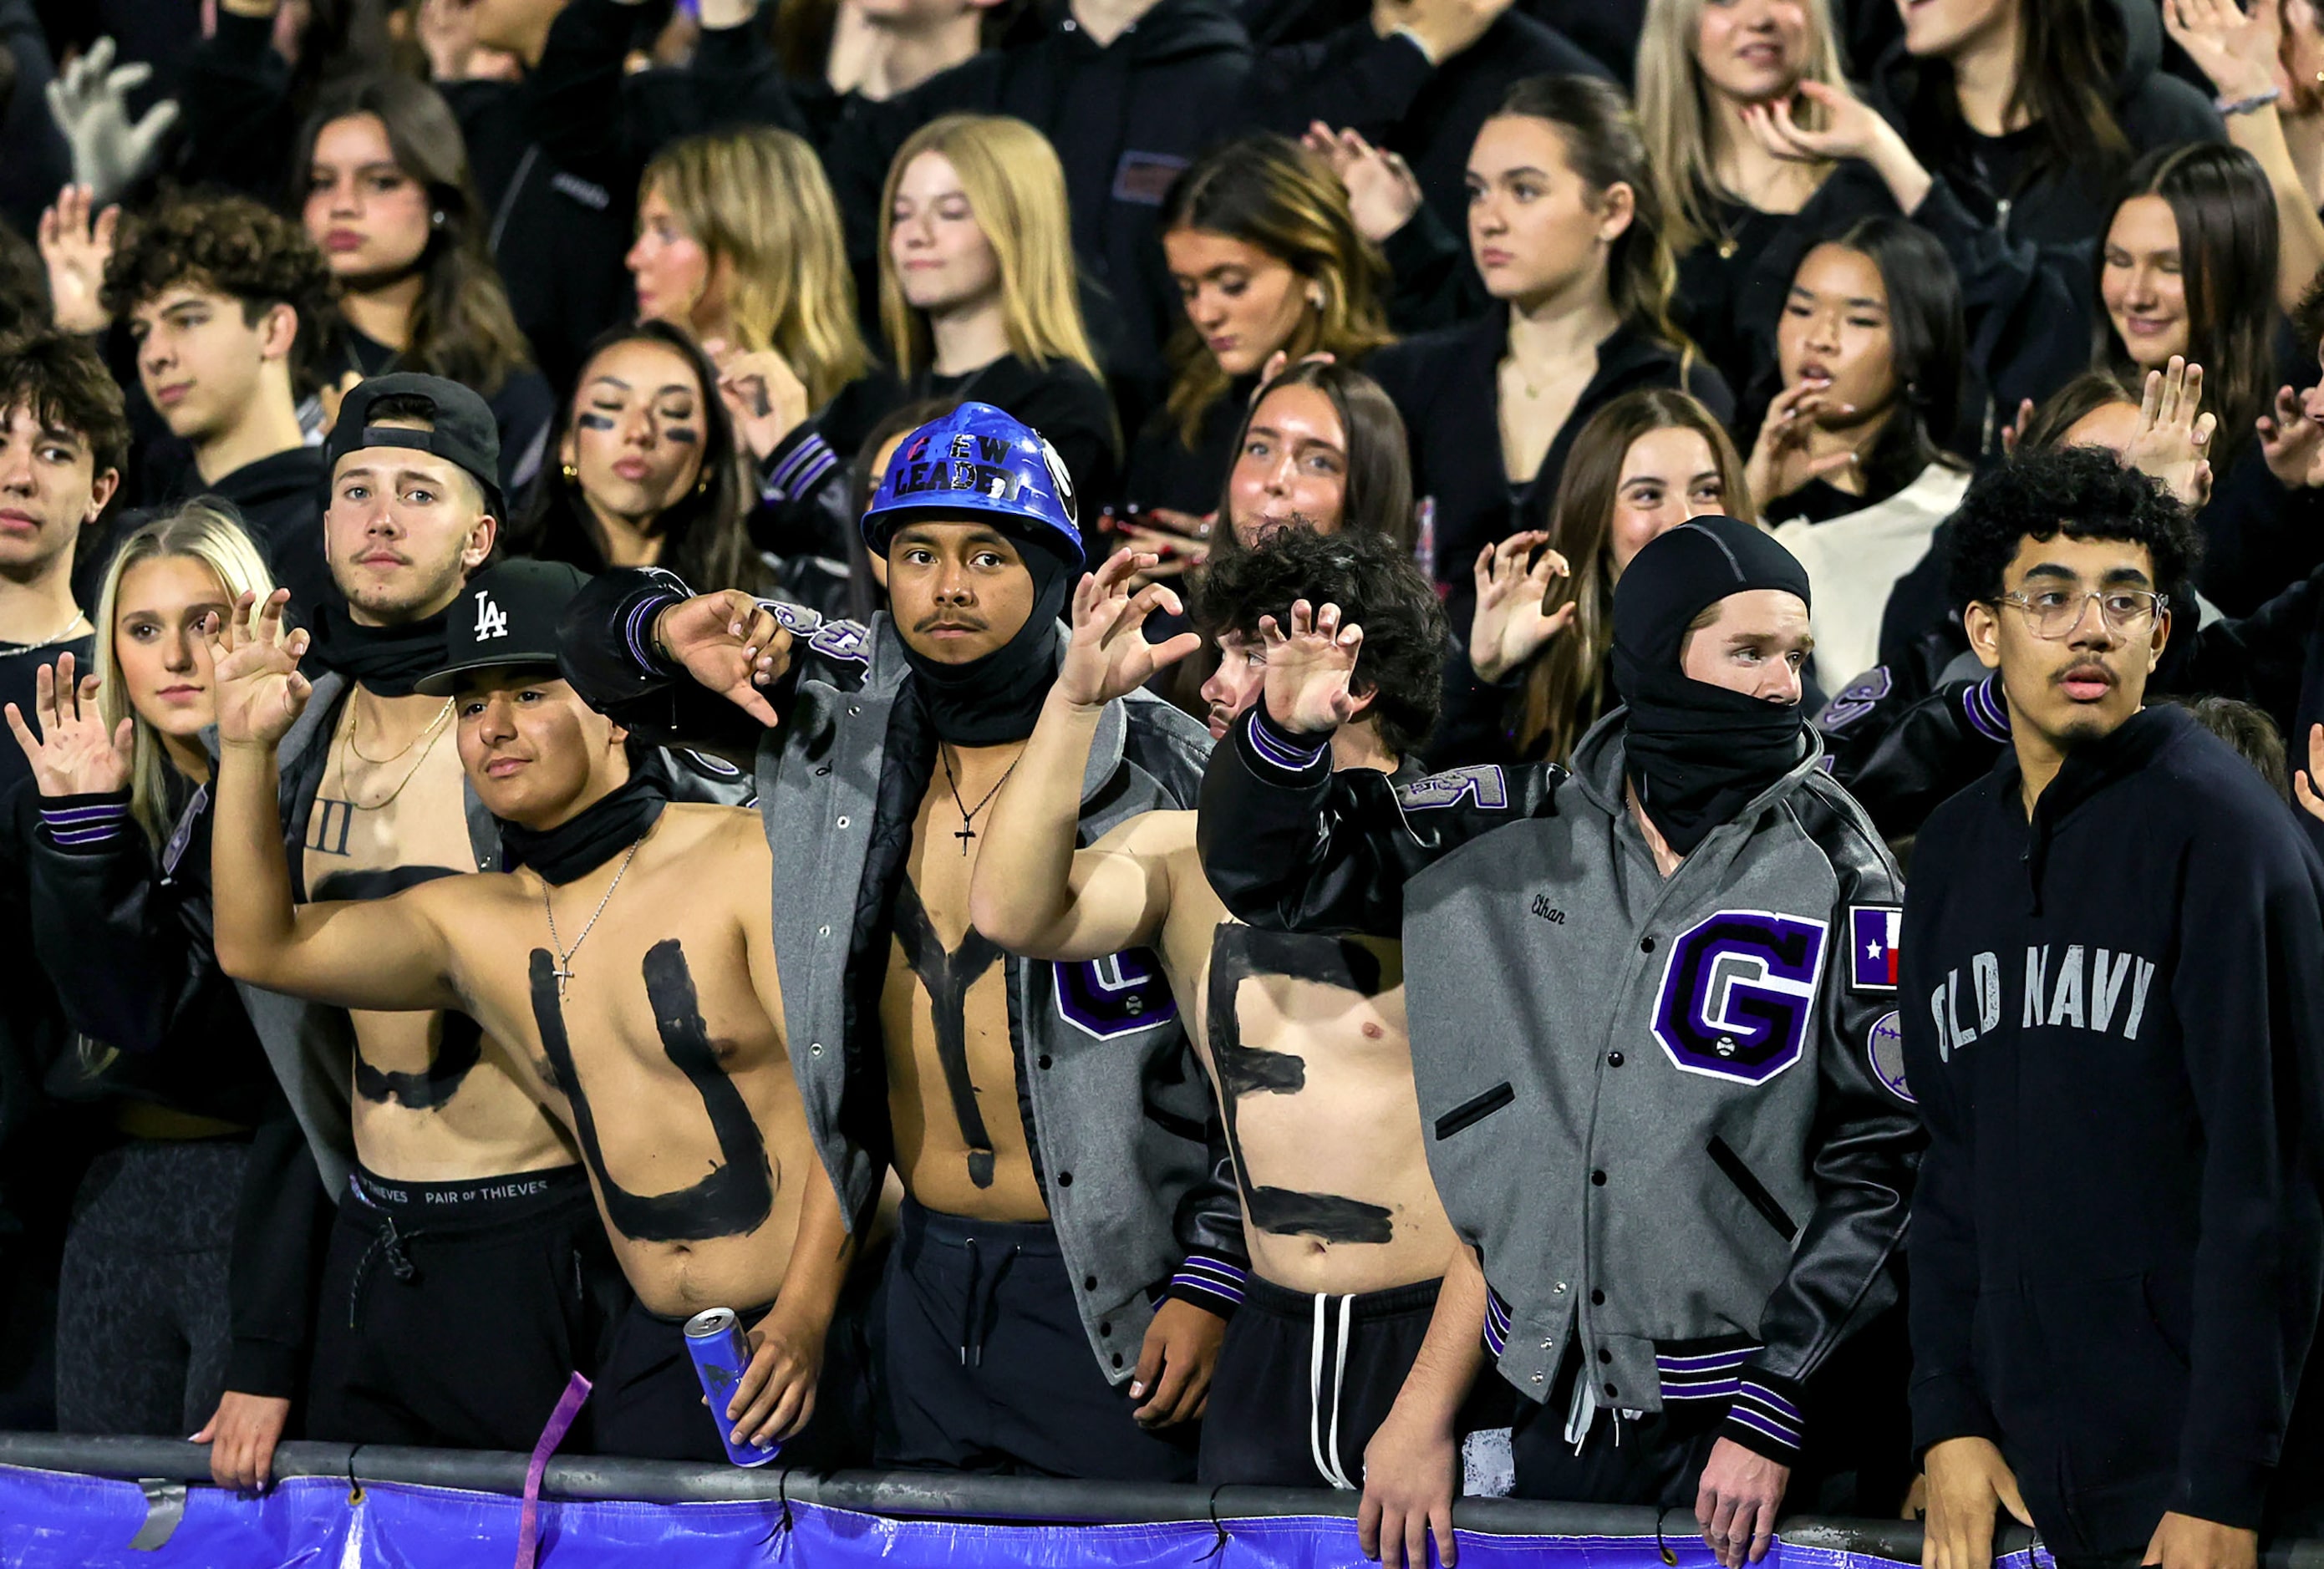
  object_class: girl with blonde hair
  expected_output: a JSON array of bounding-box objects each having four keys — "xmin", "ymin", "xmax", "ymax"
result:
[
  {"xmin": 8, "ymin": 502, "xmax": 308, "ymax": 1478},
  {"xmin": 627, "ymin": 124, "xmax": 872, "ymax": 411},
  {"xmin": 864, "ymin": 113, "xmax": 1121, "ymax": 517}
]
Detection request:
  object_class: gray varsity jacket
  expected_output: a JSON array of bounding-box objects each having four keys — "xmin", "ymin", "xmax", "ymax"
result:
[
  {"xmin": 1199, "ymin": 704, "xmax": 1925, "ymax": 1463},
  {"xmin": 559, "ymin": 566, "xmax": 1248, "ymax": 1381}
]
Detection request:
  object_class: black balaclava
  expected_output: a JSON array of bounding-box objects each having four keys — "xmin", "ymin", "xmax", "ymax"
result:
[
  {"xmin": 885, "ymin": 526, "xmax": 1076, "ymax": 747},
  {"xmin": 307, "ymin": 602, "xmax": 455, "ymax": 698},
  {"xmin": 1611, "ymin": 516, "xmax": 1813, "ymax": 857},
  {"xmin": 498, "ymin": 746, "xmax": 671, "ymax": 886}
]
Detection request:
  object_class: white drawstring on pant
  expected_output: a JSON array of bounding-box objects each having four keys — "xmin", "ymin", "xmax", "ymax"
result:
[{"xmin": 1309, "ymin": 1293, "xmax": 1357, "ymax": 1490}]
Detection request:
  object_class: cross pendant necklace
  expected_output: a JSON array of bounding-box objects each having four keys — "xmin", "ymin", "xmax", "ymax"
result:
[
  {"xmin": 543, "ymin": 838, "xmax": 646, "ymax": 998},
  {"xmin": 940, "ymin": 744, "xmax": 1020, "ymax": 856}
]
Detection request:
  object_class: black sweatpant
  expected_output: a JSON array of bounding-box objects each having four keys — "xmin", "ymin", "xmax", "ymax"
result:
[
  {"xmin": 592, "ymin": 1267, "xmax": 880, "ymax": 1469},
  {"xmin": 1200, "ymin": 1274, "xmax": 1493, "ymax": 1489},
  {"xmin": 55, "ymin": 1139, "xmax": 242, "ymax": 1435},
  {"xmin": 879, "ymin": 1198, "xmax": 1198, "ymax": 1480},
  {"xmin": 306, "ymin": 1165, "xmax": 627, "ymax": 1453},
  {"xmin": 1511, "ymin": 1348, "xmax": 1726, "ymax": 1506}
]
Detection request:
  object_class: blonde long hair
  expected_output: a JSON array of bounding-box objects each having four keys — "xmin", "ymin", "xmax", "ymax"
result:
[
  {"xmin": 878, "ymin": 116, "xmax": 1102, "ymax": 387},
  {"xmin": 1635, "ymin": 0, "xmax": 1847, "ymax": 256},
  {"xmin": 641, "ymin": 127, "xmax": 871, "ymax": 409},
  {"xmin": 93, "ymin": 502, "xmax": 274, "ymax": 847}
]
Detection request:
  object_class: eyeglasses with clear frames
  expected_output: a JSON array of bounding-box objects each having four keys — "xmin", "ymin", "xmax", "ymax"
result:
[{"xmin": 1994, "ymin": 587, "xmax": 2170, "ymax": 640}]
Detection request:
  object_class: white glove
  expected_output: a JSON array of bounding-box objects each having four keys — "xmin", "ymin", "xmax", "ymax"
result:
[{"xmin": 44, "ymin": 38, "xmax": 181, "ymax": 207}]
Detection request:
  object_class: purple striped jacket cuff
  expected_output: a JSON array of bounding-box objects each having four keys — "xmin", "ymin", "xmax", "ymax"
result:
[
  {"xmin": 1717, "ymin": 1370, "xmax": 1806, "ymax": 1463},
  {"xmin": 1166, "ymin": 1252, "xmax": 1247, "ymax": 1316},
  {"xmin": 38, "ymin": 792, "xmax": 132, "ymax": 851},
  {"xmin": 763, "ymin": 432, "xmax": 837, "ymax": 504}
]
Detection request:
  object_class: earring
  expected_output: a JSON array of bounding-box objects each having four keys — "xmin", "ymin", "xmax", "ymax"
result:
[
  {"xmin": 1307, "ymin": 284, "xmax": 1325, "ymax": 310},
  {"xmin": 430, "ymin": 211, "xmax": 447, "ymax": 228},
  {"xmin": 562, "ymin": 462, "xmax": 578, "ymax": 485},
  {"xmin": 694, "ymin": 470, "xmax": 711, "ymax": 495}
]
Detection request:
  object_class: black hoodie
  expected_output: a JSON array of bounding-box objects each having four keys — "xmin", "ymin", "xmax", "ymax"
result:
[
  {"xmin": 1865, "ymin": 0, "xmax": 2222, "ymax": 267},
  {"xmin": 1900, "ymin": 703, "xmax": 2324, "ymax": 1553}
]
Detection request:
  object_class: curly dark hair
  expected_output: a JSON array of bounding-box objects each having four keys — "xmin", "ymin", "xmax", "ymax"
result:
[
  {"xmin": 100, "ymin": 195, "xmax": 339, "ymax": 392},
  {"xmin": 1946, "ymin": 444, "xmax": 2199, "ymax": 610},
  {"xmin": 0, "ymin": 328, "xmax": 130, "ymax": 475},
  {"xmin": 1193, "ymin": 522, "xmax": 1447, "ymax": 759}
]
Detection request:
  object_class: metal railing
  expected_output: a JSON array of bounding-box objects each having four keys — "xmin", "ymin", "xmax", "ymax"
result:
[{"xmin": 4, "ymin": 1433, "xmax": 2321, "ymax": 1568}]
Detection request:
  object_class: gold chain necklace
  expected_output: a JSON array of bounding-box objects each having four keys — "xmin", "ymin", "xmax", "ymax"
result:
[
  {"xmin": 333, "ymin": 697, "xmax": 454, "ymax": 813},
  {"xmin": 348, "ymin": 693, "xmax": 455, "ymax": 765}
]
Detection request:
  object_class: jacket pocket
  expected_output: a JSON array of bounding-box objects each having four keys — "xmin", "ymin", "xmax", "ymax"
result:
[
  {"xmin": 1435, "ymin": 1082, "xmax": 1514, "ymax": 1140},
  {"xmin": 1706, "ymin": 1136, "xmax": 1798, "ymax": 1241}
]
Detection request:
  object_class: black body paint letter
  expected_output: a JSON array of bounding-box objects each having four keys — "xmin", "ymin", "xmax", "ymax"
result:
[
  {"xmin": 892, "ymin": 877, "xmax": 1004, "ymax": 1188},
  {"xmin": 530, "ymin": 940, "xmax": 776, "ymax": 1242},
  {"xmin": 1206, "ymin": 924, "xmax": 1397, "ymax": 1247}
]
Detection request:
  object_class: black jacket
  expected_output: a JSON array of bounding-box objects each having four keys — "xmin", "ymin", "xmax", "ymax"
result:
[
  {"xmin": 1864, "ymin": 0, "xmax": 2221, "ymax": 277},
  {"xmin": 823, "ymin": 0, "xmax": 1439, "ymax": 397},
  {"xmin": 1367, "ymin": 309, "xmax": 1734, "ymax": 600},
  {"xmin": 1900, "ymin": 704, "xmax": 2324, "ymax": 1551},
  {"xmin": 20, "ymin": 780, "xmax": 330, "ymax": 1399}
]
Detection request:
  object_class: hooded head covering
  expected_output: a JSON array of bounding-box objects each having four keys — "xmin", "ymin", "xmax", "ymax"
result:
[
  {"xmin": 1611, "ymin": 516, "xmax": 1813, "ymax": 857},
  {"xmin": 861, "ymin": 403, "xmax": 1084, "ymax": 745}
]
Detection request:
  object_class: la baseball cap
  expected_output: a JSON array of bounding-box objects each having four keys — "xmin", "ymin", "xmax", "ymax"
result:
[{"xmin": 414, "ymin": 559, "xmax": 592, "ymax": 697}]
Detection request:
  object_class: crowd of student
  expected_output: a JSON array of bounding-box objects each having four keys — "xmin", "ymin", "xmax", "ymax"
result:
[{"xmin": 1, "ymin": 0, "xmax": 2323, "ymax": 1565}]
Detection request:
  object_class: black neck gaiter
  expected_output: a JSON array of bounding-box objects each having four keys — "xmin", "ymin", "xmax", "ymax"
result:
[
  {"xmin": 1611, "ymin": 517, "xmax": 1812, "ymax": 858},
  {"xmin": 896, "ymin": 541, "xmax": 1074, "ymax": 747},
  {"xmin": 307, "ymin": 603, "xmax": 454, "ymax": 698},
  {"xmin": 499, "ymin": 754, "xmax": 670, "ymax": 886}
]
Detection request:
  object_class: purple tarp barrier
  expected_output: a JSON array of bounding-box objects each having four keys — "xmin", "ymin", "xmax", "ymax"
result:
[{"xmin": 0, "ymin": 1465, "xmax": 2027, "ymax": 1569}]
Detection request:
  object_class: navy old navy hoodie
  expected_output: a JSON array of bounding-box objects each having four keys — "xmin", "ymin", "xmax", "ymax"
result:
[{"xmin": 1899, "ymin": 703, "xmax": 2324, "ymax": 1554}]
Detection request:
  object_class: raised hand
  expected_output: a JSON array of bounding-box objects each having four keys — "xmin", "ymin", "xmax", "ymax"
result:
[
  {"xmin": 1746, "ymin": 379, "xmax": 1857, "ymax": 510},
  {"xmin": 206, "ymin": 590, "xmax": 313, "ymax": 748},
  {"xmin": 1469, "ymin": 531, "xmax": 1574, "ymax": 683},
  {"xmin": 1259, "ymin": 597, "xmax": 1365, "ymax": 735},
  {"xmin": 1302, "ymin": 121, "xmax": 1422, "ymax": 244},
  {"xmin": 1997, "ymin": 397, "xmax": 2036, "ymax": 460},
  {"xmin": 2296, "ymin": 724, "xmax": 2324, "ymax": 824},
  {"xmin": 38, "ymin": 184, "xmax": 118, "ymax": 336},
  {"xmin": 1740, "ymin": 80, "xmax": 1933, "ymax": 213},
  {"xmin": 2122, "ymin": 356, "xmax": 2218, "ymax": 508},
  {"xmin": 2257, "ymin": 383, "xmax": 2324, "ymax": 488},
  {"xmin": 1058, "ymin": 548, "xmax": 1203, "ymax": 709},
  {"xmin": 3, "ymin": 651, "xmax": 135, "ymax": 797},
  {"xmin": 43, "ymin": 38, "xmax": 180, "ymax": 207},
  {"xmin": 2164, "ymin": 0, "xmax": 2284, "ymax": 99},
  {"xmin": 652, "ymin": 589, "xmax": 791, "ymax": 726},
  {"xmin": 706, "ymin": 338, "xmax": 811, "ymax": 462},
  {"xmin": 1115, "ymin": 506, "xmax": 1213, "ymax": 580}
]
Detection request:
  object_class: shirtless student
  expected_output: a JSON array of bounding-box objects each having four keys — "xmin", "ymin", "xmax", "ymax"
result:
[
  {"xmin": 969, "ymin": 526, "xmax": 1503, "ymax": 1490},
  {"xmin": 209, "ymin": 560, "xmax": 858, "ymax": 1463},
  {"xmin": 559, "ymin": 402, "xmax": 1239, "ymax": 1479},
  {"xmin": 224, "ymin": 373, "xmax": 625, "ymax": 1451}
]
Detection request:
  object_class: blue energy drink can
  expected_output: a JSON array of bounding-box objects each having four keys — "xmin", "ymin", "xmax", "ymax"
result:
[{"xmin": 684, "ymin": 1308, "xmax": 781, "ymax": 1467}]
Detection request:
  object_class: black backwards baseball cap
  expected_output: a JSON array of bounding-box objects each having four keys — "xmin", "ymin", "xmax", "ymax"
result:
[
  {"xmin": 322, "ymin": 372, "xmax": 506, "ymax": 523},
  {"xmin": 414, "ymin": 560, "xmax": 592, "ymax": 697}
]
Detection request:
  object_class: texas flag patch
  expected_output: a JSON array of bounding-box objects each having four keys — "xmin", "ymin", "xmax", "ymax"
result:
[{"xmin": 1848, "ymin": 906, "xmax": 1901, "ymax": 992}]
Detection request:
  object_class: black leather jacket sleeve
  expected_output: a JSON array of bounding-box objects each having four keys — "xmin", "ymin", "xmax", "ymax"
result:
[
  {"xmin": 1731, "ymin": 779, "xmax": 1927, "ymax": 1440},
  {"xmin": 23, "ymin": 789, "xmax": 201, "ymax": 1056},
  {"xmin": 1197, "ymin": 704, "xmax": 1562, "ymax": 935},
  {"xmin": 557, "ymin": 566, "xmax": 811, "ymax": 755},
  {"xmin": 1824, "ymin": 674, "xmax": 2010, "ymax": 842},
  {"xmin": 224, "ymin": 1099, "xmax": 333, "ymax": 1399}
]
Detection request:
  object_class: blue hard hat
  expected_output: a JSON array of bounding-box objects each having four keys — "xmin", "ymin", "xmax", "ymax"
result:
[{"xmin": 862, "ymin": 402, "xmax": 1082, "ymax": 565}]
